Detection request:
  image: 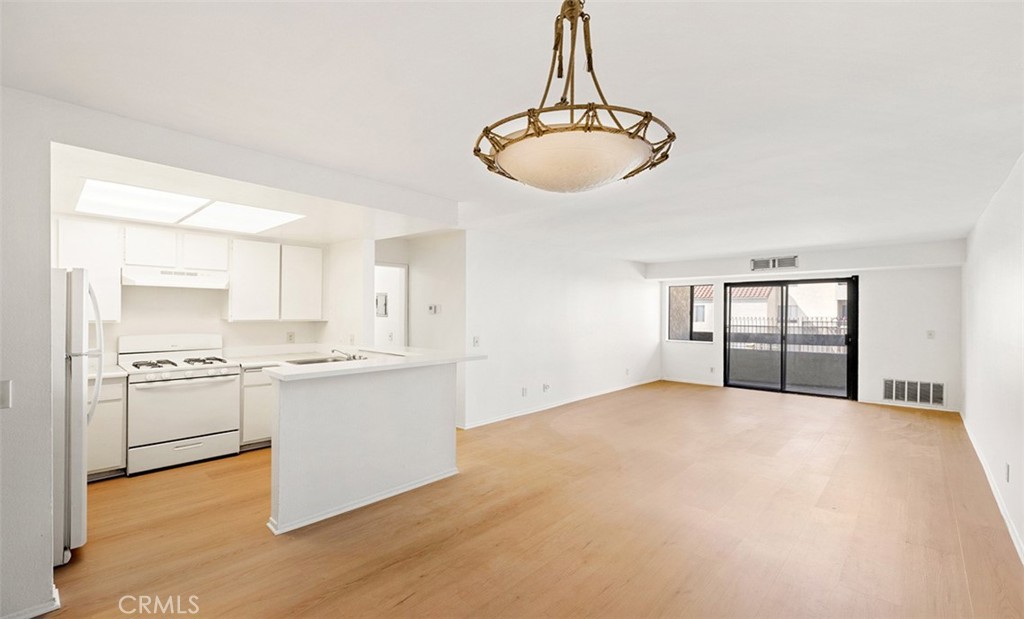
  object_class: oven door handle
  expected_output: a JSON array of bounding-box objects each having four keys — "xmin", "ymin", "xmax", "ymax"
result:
[{"xmin": 131, "ymin": 376, "xmax": 238, "ymax": 389}]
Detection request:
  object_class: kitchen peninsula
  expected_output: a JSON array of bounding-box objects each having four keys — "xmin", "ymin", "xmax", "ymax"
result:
[{"xmin": 263, "ymin": 347, "xmax": 481, "ymax": 534}]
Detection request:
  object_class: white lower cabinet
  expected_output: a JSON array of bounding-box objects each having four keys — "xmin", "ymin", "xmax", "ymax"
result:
[
  {"xmin": 242, "ymin": 369, "xmax": 275, "ymax": 445},
  {"xmin": 87, "ymin": 377, "xmax": 127, "ymax": 475}
]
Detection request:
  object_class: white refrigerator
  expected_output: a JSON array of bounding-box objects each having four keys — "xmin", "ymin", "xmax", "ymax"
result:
[{"xmin": 51, "ymin": 268, "xmax": 104, "ymax": 566}]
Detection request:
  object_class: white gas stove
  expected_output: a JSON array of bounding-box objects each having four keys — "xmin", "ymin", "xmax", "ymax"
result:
[{"xmin": 118, "ymin": 334, "xmax": 241, "ymax": 474}]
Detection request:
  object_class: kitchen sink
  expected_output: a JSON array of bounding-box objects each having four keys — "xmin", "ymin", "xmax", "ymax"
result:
[{"xmin": 287, "ymin": 355, "xmax": 367, "ymax": 365}]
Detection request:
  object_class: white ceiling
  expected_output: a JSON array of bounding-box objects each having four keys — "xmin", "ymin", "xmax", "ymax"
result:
[
  {"xmin": 4, "ymin": 1, "xmax": 1021, "ymax": 263},
  {"xmin": 50, "ymin": 143, "xmax": 448, "ymax": 244}
]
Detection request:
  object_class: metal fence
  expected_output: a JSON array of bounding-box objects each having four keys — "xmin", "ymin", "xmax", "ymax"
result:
[{"xmin": 727, "ymin": 316, "xmax": 848, "ymax": 353}]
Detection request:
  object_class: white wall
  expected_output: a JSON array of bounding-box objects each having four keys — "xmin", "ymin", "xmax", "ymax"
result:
[
  {"xmin": 962, "ymin": 156, "xmax": 1023, "ymax": 560},
  {"xmin": 0, "ymin": 88, "xmax": 457, "ymax": 619},
  {"xmin": 102, "ymin": 287, "xmax": 325, "ymax": 357},
  {"xmin": 323, "ymin": 239, "xmax": 375, "ymax": 347},
  {"xmin": 407, "ymin": 232, "xmax": 466, "ymax": 352},
  {"xmin": 375, "ymin": 238, "xmax": 410, "ymax": 265},
  {"xmin": 463, "ymin": 231, "xmax": 662, "ymax": 428},
  {"xmin": 657, "ymin": 243, "xmax": 964, "ymax": 412}
]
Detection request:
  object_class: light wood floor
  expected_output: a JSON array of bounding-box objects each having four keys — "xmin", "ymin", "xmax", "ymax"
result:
[{"xmin": 53, "ymin": 382, "xmax": 1022, "ymax": 618}]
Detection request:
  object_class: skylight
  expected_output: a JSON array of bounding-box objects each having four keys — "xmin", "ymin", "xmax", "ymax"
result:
[
  {"xmin": 180, "ymin": 202, "xmax": 305, "ymax": 233},
  {"xmin": 75, "ymin": 179, "xmax": 210, "ymax": 223}
]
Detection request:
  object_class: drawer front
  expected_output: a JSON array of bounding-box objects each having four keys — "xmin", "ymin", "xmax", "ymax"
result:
[
  {"xmin": 128, "ymin": 431, "xmax": 239, "ymax": 474},
  {"xmin": 88, "ymin": 378, "xmax": 125, "ymax": 403},
  {"xmin": 244, "ymin": 369, "xmax": 274, "ymax": 387}
]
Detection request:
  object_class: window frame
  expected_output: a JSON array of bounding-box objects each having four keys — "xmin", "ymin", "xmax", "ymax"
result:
[{"xmin": 667, "ymin": 284, "xmax": 714, "ymax": 343}]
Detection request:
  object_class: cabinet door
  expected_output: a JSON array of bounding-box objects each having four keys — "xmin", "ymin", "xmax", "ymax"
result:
[
  {"xmin": 124, "ymin": 226, "xmax": 177, "ymax": 267},
  {"xmin": 280, "ymin": 245, "xmax": 323, "ymax": 320},
  {"xmin": 182, "ymin": 233, "xmax": 229, "ymax": 270},
  {"xmin": 87, "ymin": 379, "xmax": 126, "ymax": 474},
  {"xmin": 228, "ymin": 239, "xmax": 280, "ymax": 320},
  {"xmin": 242, "ymin": 372, "xmax": 275, "ymax": 444},
  {"xmin": 57, "ymin": 218, "xmax": 123, "ymax": 322}
]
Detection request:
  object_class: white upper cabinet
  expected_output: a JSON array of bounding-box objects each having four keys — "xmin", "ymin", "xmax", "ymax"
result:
[
  {"xmin": 57, "ymin": 218, "xmax": 123, "ymax": 322},
  {"xmin": 124, "ymin": 227, "xmax": 229, "ymax": 271},
  {"xmin": 228, "ymin": 239, "xmax": 281, "ymax": 321},
  {"xmin": 124, "ymin": 226, "xmax": 177, "ymax": 267},
  {"xmin": 182, "ymin": 233, "xmax": 229, "ymax": 270},
  {"xmin": 280, "ymin": 245, "xmax": 324, "ymax": 321}
]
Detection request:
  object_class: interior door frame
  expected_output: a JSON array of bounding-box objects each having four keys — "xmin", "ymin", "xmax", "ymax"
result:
[{"xmin": 723, "ymin": 276, "xmax": 858, "ymax": 400}]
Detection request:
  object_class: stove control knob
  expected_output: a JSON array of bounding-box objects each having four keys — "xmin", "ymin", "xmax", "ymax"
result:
[
  {"xmin": 184, "ymin": 371, "xmax": 192, "ymax": 378},
  {"xmin": 221, "ymin": 368, "xmax": 229, "ymax": 375},
  {"xmin": 207, "ymin": 369, "xmax": 216, "ymax": 376},
  {"xmin": 146, "ymin": 373, "xmax": 156, "ymax": 381},
  {"xmin": 162, "ymin": 372, "xmax": 171, "ymax": 379}
]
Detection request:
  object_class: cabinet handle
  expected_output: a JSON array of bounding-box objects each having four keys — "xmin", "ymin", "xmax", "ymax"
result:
[{"xmin": 173, "ymin": 442, "xmax": 203, "ymax": 451}]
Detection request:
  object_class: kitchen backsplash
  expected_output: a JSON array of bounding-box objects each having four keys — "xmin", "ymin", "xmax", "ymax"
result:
[{"xmin": 94, "ymin": 286, "xmax": 326, "ymax": 360}]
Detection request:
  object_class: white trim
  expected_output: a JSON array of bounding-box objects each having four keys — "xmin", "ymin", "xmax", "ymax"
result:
[
  {"xmin": 1, "ymin": 586, "xmax": 60, "ymax": 619},
  {"xmin": 662, "ymin": 377, "xmax": 722, "ymax": 388},
  {"xmin": 858, "ymin": 398, "xmax": 959, "ymax": 414},
  {"xmin": 459, "ymin": 380, "xmax": 659, "ymax": 430},
  {"xmin": 266, "ymin": 468, "xmax": 458, "ymax": 535},
  {"xmin": 962, "ymin": 421, "xmax": 1024, "ymax": 565}
]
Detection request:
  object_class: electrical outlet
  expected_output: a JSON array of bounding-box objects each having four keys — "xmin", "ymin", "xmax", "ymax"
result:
[
  {"xmin": 388, "ymin": 332, "xmax": 394, "ymax": 342},
  {"xmin": 286, "ymin": 331, "xmax": 295, "ymax": 344},
  {"xmin": 543, "ymin": 384, "xmax": 550, "ymax": 392},
  {"xmin": 472, "ymin": 336, "xmax": 480, "ymax": 347},
  {"xmin": 710, "ymin": 366, "xmax": 715, "ymax": 374},
  {"xmin": 521, "ymin": 387, "xmax": 527, "ymax": 397},
  {"xmin": 349, "ymin": 334, "xmax": 355, "ymax": 345}
]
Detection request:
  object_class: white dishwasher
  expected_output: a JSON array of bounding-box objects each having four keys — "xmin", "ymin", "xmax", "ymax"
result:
[{"xmin": 241, "ymin": 366, "xmax": 276, "ymax": 448}]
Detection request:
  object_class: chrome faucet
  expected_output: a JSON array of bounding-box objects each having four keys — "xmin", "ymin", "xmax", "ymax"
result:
[{"xmin": 330, "ymin": 348, "xmax": 352, "ymax": 360}]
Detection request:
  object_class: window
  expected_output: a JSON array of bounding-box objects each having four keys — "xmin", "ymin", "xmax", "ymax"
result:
[{"xmin": 668, "ymin": 284, "xmax": 714, "ymax": 342}]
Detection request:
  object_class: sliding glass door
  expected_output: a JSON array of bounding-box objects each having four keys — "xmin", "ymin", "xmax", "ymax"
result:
[{"xmin": 725, "ymin": 277, "xmax": 857, "ymax": 399}]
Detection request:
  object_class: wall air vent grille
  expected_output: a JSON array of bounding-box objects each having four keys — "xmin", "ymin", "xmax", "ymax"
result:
[
  {"xmin": 882, "ymin": 379, "xmax": 945, "ymax": 406},
  {"xmin": 750, "ymin": 256, "xmax": 799, "ymax": 271},
  {"xmin": 883, "ymin": 379, "xmax": 894, "ymax": 400}
]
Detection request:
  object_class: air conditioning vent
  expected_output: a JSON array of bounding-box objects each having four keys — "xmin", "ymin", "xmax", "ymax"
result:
[
  {"xmin": 907, "ymin": 381, "xmax": 919, "ymax": 403},
  {"xmin": 883, "ymin": 379, "xmax": 945, "ymax": 406},
  {"xmin": 750, "ymin": 256, "xmax": 799, "ymax": 271}
]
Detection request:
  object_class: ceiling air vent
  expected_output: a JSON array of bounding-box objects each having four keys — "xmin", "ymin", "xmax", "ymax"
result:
[{"xmin": 750, "ymin": 255, "xmax": 799, "ymax": 271}]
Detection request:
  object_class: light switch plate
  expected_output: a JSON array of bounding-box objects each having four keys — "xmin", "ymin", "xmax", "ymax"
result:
[{"xmin": 0, "ymin": 380, "xmax": 12, "ymax": 409}]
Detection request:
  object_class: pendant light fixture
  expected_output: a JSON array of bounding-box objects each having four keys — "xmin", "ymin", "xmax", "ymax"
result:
[{"xmin": 474, "ymin": 0, "xmax": 676, "ymax": 193}]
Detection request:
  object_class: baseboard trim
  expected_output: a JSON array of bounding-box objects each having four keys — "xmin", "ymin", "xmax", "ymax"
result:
[
  {"xmin": 459, "ymin": 379, "xmax": 660, "ymax": 430},
  {"xmin": 661, "ymin": 377, "xmax": 723, "ymax": 387},
  {"xmin": 2, "ymin": 585, "xmax": 60, "ymax": 619},
  {"xmin": 859, "ymin": 398, "xmax": 960, "ymax": 414},
  {"xmin": 267, "ymin": 467, "xmax": 459, "ymax": 535},
  {"xmin": 962, "ymin": 421, "xmax": 1024, "ymax": 565}
]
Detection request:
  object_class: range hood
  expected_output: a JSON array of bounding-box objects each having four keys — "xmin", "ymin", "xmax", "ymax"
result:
[{"xmin": 121, "ymin": 265, "xmax": 229, "ymax": 290}]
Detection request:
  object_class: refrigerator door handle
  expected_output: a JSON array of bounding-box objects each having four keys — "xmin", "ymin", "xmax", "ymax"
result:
[{"xmin": 85, "ymin": 283, "xmax": 104, "ymax": 425}]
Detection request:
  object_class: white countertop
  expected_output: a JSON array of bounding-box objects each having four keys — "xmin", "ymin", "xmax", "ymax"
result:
[
  {"xmin": 88, "ymin": 363, "xmax": 128, "ymax": 381},
  {"xmin": 262, "ymin": 346, "xmax": 485, "ymax": 382}
]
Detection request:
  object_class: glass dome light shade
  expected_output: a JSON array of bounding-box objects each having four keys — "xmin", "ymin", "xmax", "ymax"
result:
[{"xmin": 493, "ymin": 129, "xmax": 653, "ymax": 193}]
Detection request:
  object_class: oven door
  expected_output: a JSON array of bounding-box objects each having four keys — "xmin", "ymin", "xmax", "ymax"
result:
[{"xmin": 128, "ymin": 374, "xmax": 240, "ymax": 447}]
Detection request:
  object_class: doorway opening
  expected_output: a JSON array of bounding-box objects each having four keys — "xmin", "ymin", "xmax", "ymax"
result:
[
  {"xmin": 724, "ymin": 277, "xmax": 858, "ymax": 399},
  {"xmin": 374, "ymin": 263, "xmax": 409, "ymax": 347}
]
